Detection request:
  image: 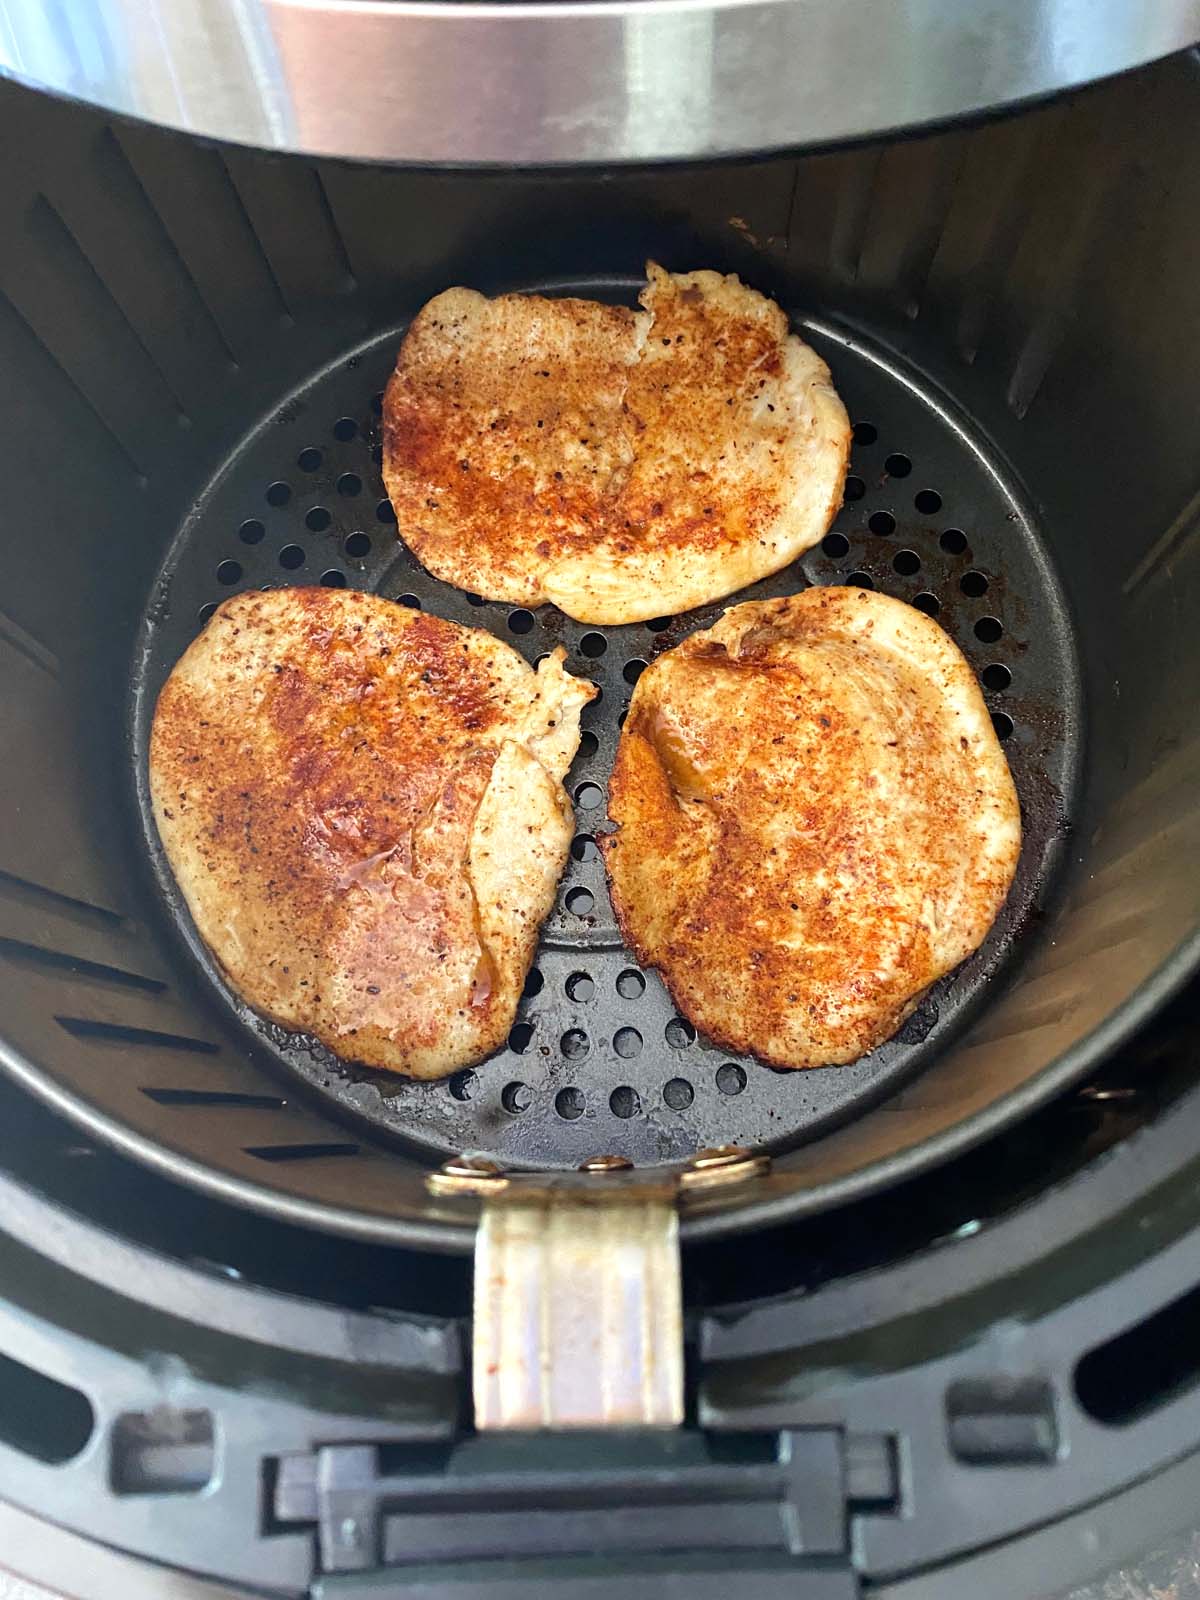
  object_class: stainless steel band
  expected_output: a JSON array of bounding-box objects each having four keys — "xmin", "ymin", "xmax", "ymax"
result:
[
  {"xmin": 473, "ymin": 1192, "xmax": 684, "ymax": 1429},
  {"xmin": 435, "ymin": 1148, "xmax": 768, "ymax": 1429},
  {"xmin": 1, "ymin": 0, "xmax": 1198, "ymax": 166}
]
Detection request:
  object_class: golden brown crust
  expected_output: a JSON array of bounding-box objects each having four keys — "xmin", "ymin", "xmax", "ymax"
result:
[
  {"xmin": 381, "ymin": 264, "xmax": 850, "ymax": 623},
  {"xmin": 149, "ymin": 588, "xmax": 595, "ymax": 1078},
  {"xmin": 382, "ymin": 289, "xmax": 644, "ymax": 608},
  {"xmin": 602, "ymin": 588, "xmax": 1022, "ymax": 1069}
]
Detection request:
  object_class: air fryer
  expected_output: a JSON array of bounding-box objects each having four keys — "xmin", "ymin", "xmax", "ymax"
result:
[{"xmin": 0, "ymin": 9, "xmax": 1199, "ymax": 1592}]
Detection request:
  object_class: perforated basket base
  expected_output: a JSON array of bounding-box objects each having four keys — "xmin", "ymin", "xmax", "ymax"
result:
[{"xmin": 132, "ymin": 282, "xmax": 1080, "ymax": 1171}]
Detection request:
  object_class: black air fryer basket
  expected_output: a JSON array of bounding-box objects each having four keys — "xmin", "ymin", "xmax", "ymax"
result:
[
  {"xmin": 1, "ymin": 24, "xmax": 1200, "ymax": 1593},
  {"xmin": 2, "ymin": 61, "xmax": 1197, "ymax": 1250}
]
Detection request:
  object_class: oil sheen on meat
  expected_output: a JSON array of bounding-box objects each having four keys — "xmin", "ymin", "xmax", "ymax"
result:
[
  {"xmin": 149, "ymin": 588, "xmax": 596, "ymax": 1078},
  {"xmin": 603, "ymin": 588, "xmax": 1021, "ymax": 1069},
  {"xmin": 381, "ymin": 262, "xmax": 851, "ymax": 624}
]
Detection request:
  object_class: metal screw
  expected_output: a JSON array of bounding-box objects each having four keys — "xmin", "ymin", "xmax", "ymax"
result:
[
  {"xmin": 579, "ymin": 1154, "xmax": 634, "ymax": 1173},
  {"xmin": 427, "ymin": 1154, "xmax": 509, "ymax": 1197},
  {"xmin": 339, "ymin": 1517, "xmax": 361, "ymax": 1549},
  {"xmin": 679, "ymin": 1144, "xmax": 770, "ymax": 1190}
]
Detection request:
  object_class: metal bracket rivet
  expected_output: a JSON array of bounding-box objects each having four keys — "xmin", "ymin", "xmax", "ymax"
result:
[
  {"xmin": 578, "ymin": 1154, "xmax": 635, "ymax": 1173},
  {"xmin": 427, "ymin": 1154, "xmax": 510, "ymax": 1197},
  {"xmin": 679, "ymin": 1145, "xmax": 771, "ymax": 1190}
]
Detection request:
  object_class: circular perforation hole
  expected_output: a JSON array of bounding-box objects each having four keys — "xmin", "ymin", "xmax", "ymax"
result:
[
  {"xmin": 266, "ymin": 481, "xmax": 291, "ymax": 507},
  {"xmin": 320, "ymin": 569, "xmax": 346, "ymax": 588},
  {"xmin": 623, "ymin": 659, "xmax": 647, "ymax": 686},
  {"xmin": 982, "ymin": 663, "xmax": 1012, "ymax": 692},
  {"xmin": 616, "ymin": 968, "xmax": 645, "ymax": 999},
  {"xmin": 466, "ymin": 593, "xmax": 486, "ymax": 607},
  {"xmin": 565, "ymin": 887, "xmax": 594, "ymax": 916},
  {"xmin": 239, "ymin": 519, "xmax": 265, "ymax": 545},
  {"xmin": 822, "ymin": 532, "xmax": 849, "ymax": 558},
  {"xmin": 508, "ymin": 609, "xmax": 534, "ymax": 635},
  {"xmin": 502, "ymin": 1081, "xmax": 531, "ymax": 1114},
  {"xmin": 576, "ymin": 731, "xmax": 599, "ymax": 760},
  {"xmin": 333, "ymin": 417, "xmax": 357, "ymax": 442},
  {"xmin": 448, "ymin": 1069, "xmax": 476, "ymax": 1102},
  {"xmin": 579, "ymin": 632, "xmax": 607, "ymax": 658},
  {"xmin": 647, "ymin": 616, "xmax": 673, "ymax": 632},
  {"xmin": 845, "ymin": 572, "xmax": 875, "ymax": 590},
  {"xmin": 523, "ymin": 968, "xmax": 544, "ymax": 998},
  {"xmin": 278, "ymin": 544, "xmax": 305, "ymax": 570},
  {"xmin": 305, "ymin": 507, "xmax": 331, "ymax": 533},
  {"xmin": 975, "ymin": 616, "xmax": 1004, "ymax": 644},
  {"xmin": 566, "ymin": 972, "xmax": 594, "ymax": 1003},
  {"xmin": 665, "ymin": 1016, "xmax": 696, "ymax": 1049},
  {"xmin": 574, "ymin": 781, "xmax": 604, "ymax": 811},
  {"xmin": 868, "ymin": 511, "xmax": 895, "ymax": 537},
  {"xmin": 939, "ymin": 528, "xmax": 968, "ymax": 555},
  {"xmin": 216, "ymin": 559, "xmax": 242, "ymax": 585},
  {"xmin": 376, "ymin": 498, "xmax": 396, "ymax": 524},
  {"xmin": 843, "ymin": 475, "xmax": 866, "ymax": 502},
  {"xmin": 716, "ymin": 1063, "xmax": 747, "ymax": 1096},
  {"xmin": 571, "ymin": 834, "xmax": 598, "ymax": 863},
  {"xmin": 344, "ymin": 532, "xmax": 371, "ymax": 559},
  {"xmin": 961, "ymin": 570, "xmax": 989, "ymax": 597},
  {"xmin": 885, "ymin": 453, "xmax": 912, "ymax": 478},
  {"xmin": 198, "ymin": 601, "xmax": 218, "ymax": 623},
  {"xmin": 991, "ymin": 711, "xmax": 1014, "ymax": 741},
  {"xmin": 912, "ymin": 592, "xmax": 941, "ymax": 616},
  {"xmin": 610, "ymin": 1086, "xmax": 640, "ymax": 1119},
  {"xmin": 297, "ymin": 447, "xmax": 322, "ymax": 472},
  {"xmin": 893, "ymin": 549, "xmax": 921, "ymax": 576},
  {"xmin": 371, "ymin": 390, "xmax": 385, "ymax": 417},
  {"xmin": 853, "ymin": 421, "xmax": 878, "ymax": 445},
  {"xmin": 337, "ymin": 472, "xmax": 362, "ymax": 498},
  {"xmin": 509, "ymin": 1021, "xmax": 534, "ymax": 1054},
  {"xmin": 914, "ymin": 488, "xmax": 943, "ymax": 516},
  {"xmin": 555, "ymin": 1087, "xmax": 585, "ymax": 1120},
  {"xmin": 664, "ymin": 1077, "xmax": 694, "ymax": 1111},
  {"xmin": 614, "ymin": 1027, "xmax": 643, "ymax": 1059}
]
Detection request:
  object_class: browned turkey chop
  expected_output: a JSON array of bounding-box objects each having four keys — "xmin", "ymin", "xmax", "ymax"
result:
[
  {"xmin": 382, "ymin": 262, "xmax": 850, "ymax": 623},
  {"xmin": 150, "ymin": 587, "xmax": 596, "ymax": 1078},
  {"xmin": 603, "ymin": 588, "xmax": 1021, "ymax": 1069}
]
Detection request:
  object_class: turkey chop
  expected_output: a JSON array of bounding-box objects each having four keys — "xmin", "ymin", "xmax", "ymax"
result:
[
  {"xmin": 603, "ymin": 588, "xmax": 1021, "ymax": 1069},
  {"xmin": 150, "ymin": 588, "xmax": 596, "ymax": 1078},
  {"xmin": 381, "ymin": 262, "xmax": 850, "ymax": 624}
]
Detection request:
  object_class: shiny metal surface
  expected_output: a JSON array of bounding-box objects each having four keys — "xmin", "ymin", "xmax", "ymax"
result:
[
  {"xmin": 0, "ymin": 0, "xmax": 1197, "ymax": 164},
  {"xmin": 473, "ymin": 1190, "xmax": 683, "ymax": 1428}
]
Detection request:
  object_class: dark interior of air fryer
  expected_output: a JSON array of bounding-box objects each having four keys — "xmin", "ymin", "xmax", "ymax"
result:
[{"xmin": 2, "ymin": 48, "xmax": 1199, "ymax": 1268}]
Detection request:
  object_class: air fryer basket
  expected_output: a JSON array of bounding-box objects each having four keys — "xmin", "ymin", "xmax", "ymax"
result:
[
  {"xmin": 0, "ymin": 54, "xmax": 1198, "ymax": 1251},
  {"xmin": 131, "ymin": 310, "xmax": 1079, "ymax": 1168}
]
